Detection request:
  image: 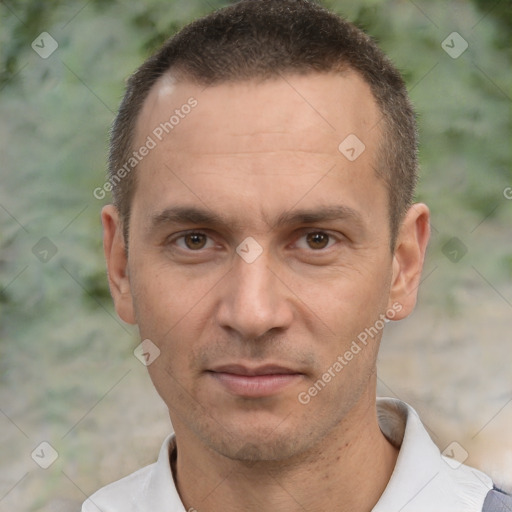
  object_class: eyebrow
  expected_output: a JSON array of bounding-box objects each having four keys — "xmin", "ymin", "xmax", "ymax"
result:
[
  {"xmin": 151, "ymin": 206, "xmax": 225, "ymax": 229},
  {"xmin": 149, "ymin": 204, "xmax": 365, "ymax": 232},
  {"xmin": 273, "ymin": 205, "xmax": 365, "ymax": 230}
]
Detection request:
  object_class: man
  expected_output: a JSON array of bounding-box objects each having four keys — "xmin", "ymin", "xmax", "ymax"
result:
[{"xmin": 84, "ymin": 0, "xmax": 511, "ymax": 510}]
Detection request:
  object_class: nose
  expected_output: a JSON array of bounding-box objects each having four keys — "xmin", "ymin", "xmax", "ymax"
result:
[{"xmin": 216, "ymin": 248, "xmax": 294, "ymax": 341}]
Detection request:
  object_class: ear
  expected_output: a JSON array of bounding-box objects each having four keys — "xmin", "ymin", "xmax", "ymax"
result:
[
  {"xmin": 387, "ymin": 203, "xmax": 430, "ymax": 320},
  {"xmin": 102, "ymin": 205, "xmax": 136, "ymax": 325}
]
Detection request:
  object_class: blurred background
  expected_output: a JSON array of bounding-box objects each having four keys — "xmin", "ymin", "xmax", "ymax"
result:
[{"xmin": 0, "ymin": 0, "xmax": 511, "ymax": 510}]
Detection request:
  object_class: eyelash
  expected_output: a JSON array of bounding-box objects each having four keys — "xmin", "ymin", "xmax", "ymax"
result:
[
  {"xmin": 172, "ymin": 231, "xmax": 216, "ymax": 251},
  {"xmin": 167, "ymin": 229, "xmax": 342, "ymax": 252}
]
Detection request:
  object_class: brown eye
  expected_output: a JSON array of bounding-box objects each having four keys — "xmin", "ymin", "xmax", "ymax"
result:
[
  {"xmin": 306, "ymin": 232, "xmax": 330, "ymax": 249},
  {"xmin": 184, "ymin": 233, "xmax": 208, "ymax": 250}
]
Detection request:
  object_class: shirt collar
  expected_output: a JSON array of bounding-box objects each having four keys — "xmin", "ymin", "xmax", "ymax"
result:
[
  {"xmin": 373, "ymin": 397, "xmax": 492, "ymax": 512},
  {"xmin": 99, "ymin": 398, "xmax": 493, "ymax": 511},
  {"xmin": 142, "ymin": 433, "xmax": 184, "ymax": 511}
]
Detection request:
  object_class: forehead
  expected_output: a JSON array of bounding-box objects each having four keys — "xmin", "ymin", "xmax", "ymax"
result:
[
  {"xmin": 136, "ymin": 71, "xmax": 380, "ymax": 158},
  {"xmin": 130, "ymin": 71, "xmax": 387, "ymax": 236}
]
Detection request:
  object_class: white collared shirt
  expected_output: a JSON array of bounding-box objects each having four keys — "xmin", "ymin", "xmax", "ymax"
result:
[{"xmin": 82, "ymin": 398, "xmax": 494, "ymax": 512}]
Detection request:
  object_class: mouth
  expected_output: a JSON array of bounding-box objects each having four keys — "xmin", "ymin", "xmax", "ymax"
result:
[{"xmin": 207, "ymin": 364, "xmax": 304, "ymax": 398}]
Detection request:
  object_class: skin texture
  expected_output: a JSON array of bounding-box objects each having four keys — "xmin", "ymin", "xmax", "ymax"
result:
[{"xmin": 102, "ymin": 71, "xmax": 430, "ymax": 512}]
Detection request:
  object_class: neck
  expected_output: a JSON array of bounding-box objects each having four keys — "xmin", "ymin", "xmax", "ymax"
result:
[{"xmin": 171, "ymin": 394, "xmax": 398, "ymax": 512}]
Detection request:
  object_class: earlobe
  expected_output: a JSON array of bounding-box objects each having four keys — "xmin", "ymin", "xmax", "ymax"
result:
[
  {"xmin": 387, "ymin": 203, "xmax": 430, "ymax": 320},
  {"xmin": 102, "ymin": 205, "xmax": 137, "ymax": 325}
]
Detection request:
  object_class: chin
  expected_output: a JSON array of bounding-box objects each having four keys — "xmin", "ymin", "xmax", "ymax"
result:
[
  {"xmin": 192, "ymin": 411, "xmax": 324, "ymax": 463},
  {"xmin": 215, "ymin": 430, "xmax": 308, "ymax": 462}
]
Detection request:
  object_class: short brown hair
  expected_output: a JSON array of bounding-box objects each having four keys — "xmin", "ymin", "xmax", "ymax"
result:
[{"xmin": 109, "ymin": 0, "xmax": 418, "ymax": 249}]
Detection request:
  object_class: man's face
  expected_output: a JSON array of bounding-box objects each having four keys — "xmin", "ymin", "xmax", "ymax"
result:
[{"xmin": 111, "ymin": 71, "xmax": 405, "ymax": 460}]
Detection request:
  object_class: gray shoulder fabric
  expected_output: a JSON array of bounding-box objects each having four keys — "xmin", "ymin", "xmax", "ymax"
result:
[{"xmin": 482, "ymin": 488, "xmax": 512, "ymax": 512}]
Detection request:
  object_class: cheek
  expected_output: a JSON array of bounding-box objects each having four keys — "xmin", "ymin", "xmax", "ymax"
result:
[
  {"xmin": 293, "ymin": 260, "xmax": 391, "ymax": 337},
  {"xmin": 133, "ymin": 266, "xmax": 211, "ymax": 410},
  {"xmin": 293, "ymin": 271, "xmax": 388, "ymax": 411},
  {"xmin": 129, "ymin": 259, "xmax": 225, "ymax": 376},
  {"xmin": 130, "ymin": 257, "xmax": 217, "ymax": 332}
]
